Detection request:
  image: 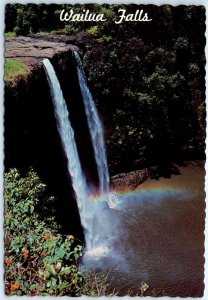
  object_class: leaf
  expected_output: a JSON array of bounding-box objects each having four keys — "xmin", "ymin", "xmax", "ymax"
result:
[
  {"xmin": 59, "ymin": 267, "xmax": 71, "ymax": 276},
  {"xmin": 30, "ymin": 205, "xmax": 34, "ymax": 214},
  {"xmin": 54, "ymin": 246, "xmax": 66, "ymax": 260},
  {"xmin": 30, "ymin": 284, "xmax": 42, "ymax": 290},
  {"xmin": 24, "ymin": 281, "xmax": 30, "ymax": 288},
  {"xmin": 44, "ymin": 262, "xmax": 56, "ymax": 277},
  {"xmin": 59, "ymin": 281, "xmax": 70, "ymax": 291}
]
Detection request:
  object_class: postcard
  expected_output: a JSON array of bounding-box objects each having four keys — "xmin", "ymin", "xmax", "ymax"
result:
[{"xmin": 3, "ymin": 2, "xmax": 206, "ymax": 297}]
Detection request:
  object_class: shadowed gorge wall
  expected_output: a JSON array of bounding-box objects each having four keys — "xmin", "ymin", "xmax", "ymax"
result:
[{"xmin": 4, "ymin": 51, "xmax": 99, "ymax": 239}]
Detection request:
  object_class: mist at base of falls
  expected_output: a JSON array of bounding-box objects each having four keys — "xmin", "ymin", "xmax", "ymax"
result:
[{"xmin": 80, "ymin": 166, "xmax": 204, "ymax": 297}]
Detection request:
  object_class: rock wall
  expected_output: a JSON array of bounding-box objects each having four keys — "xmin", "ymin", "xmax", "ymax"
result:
[{"xmin": 4, "ymin": 37, "xmax": 88, "ymax": 238}]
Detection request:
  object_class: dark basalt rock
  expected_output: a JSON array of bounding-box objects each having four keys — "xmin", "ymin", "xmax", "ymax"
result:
[
  {"xmin": 5, "ymin": 36, "xmax": 79, "ymax": 80},
  {"xmin": 111, "ymin": 168, "xmax": 150, "ymax": 191},
  {"xmin": 4, "ymin": 36, "xmax": 85, "ymax": 239}
]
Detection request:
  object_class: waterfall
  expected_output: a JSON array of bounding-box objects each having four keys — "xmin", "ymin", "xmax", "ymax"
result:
[
  {"xmin": 74, "ymin": 51, "xmax": 110, "ymax": 194},
  {"xmin": 43, "ymin": 57, "xmax": 118, "ymax": 256},
  {"xmin": 43, "ymin": 58, "xmax": 93, "ymax": 248}
]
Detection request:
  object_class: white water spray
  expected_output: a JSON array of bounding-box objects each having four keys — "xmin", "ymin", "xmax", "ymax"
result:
[
  {"xmin": 74, "ymin": 51, "xmax": 110, "ymax": 194},
  {"xmin": 43, "ymin": 58, "xmax": 118, "ymax": 258},
  {"xmin": 43, "ymin": 58, "xmax": 94, "ymax": 248}
]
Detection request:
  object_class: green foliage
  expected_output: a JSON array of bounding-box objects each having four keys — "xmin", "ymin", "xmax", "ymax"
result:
[
  {"xmin": 84, "ymin": 18, "xmax": 205, "ymax": 169},
  {"xmin": 145, "ymin": 47, "xmax": 176, "ymax": 71},
  {"xmin": 5, "ymin": 31, "xmax": 16, "ymax": 37},
  {"xmin": 4, "ymin": 59, "xmax": 29, "ymax": 81},
  {"xmin": 99, "ymin": 6, "xmax": 117, "ymax": 19},
  {"xmin": 175, "ymin": 37, "xmax": 189, "ymax": 50},
  {"xmin": 97, "ymin": 35, "xmax": 113, "ymax": 43},
  {"xmin": 65, "ymin": 24, "xmax": 79, "ymax": 35},
  {"xmin": 81, "ymin": 270, "xmax": 118, "ymax": 296},
  {"xmin": 5, "ymin": 4, "xmax": 63, "ymax": 34},
  {"xmin": 140, "ymin": 282, "xmax": 149, "ymax": 296},
  {"xmin": 86, "ymin": 25, "xmax": 100, "ymax": 35},
  {"xmin": 4, "ymin": 168, "xmax": 83, "ymax": 296},
  {"xmin": 80, "ymin": 270, "xmax": 150, "ymax": 297},
  {"xmin": 14, "ymin": 26, "xmax": 21, "ymax": 35},
  {"xmin": 144, "ymin": 67, "xmax": 185, "ymax": 95},
  {"xmin": 188, "ymin": 63, "xmax": 200, "ymax": 77}
]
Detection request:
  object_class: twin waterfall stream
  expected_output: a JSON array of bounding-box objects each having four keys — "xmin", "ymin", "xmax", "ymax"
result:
[
  {"xmin": 43, "ymin": 53, "xmax": 115, "ymax": 254},
  {"xmin": 74, "ymin": 52, "xmax": 110, "ymax": 194}
]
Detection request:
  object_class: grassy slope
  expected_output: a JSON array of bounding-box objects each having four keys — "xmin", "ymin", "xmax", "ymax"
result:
[{"xmin": 4, "ymin": 59, "xmax": 29, "ymax": 81}]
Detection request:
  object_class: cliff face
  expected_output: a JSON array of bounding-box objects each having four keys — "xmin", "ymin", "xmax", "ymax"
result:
[
  {"xmin": 4, "ymin": 36, "xmax": 80, "ymax": 174},
  {"xmin": 4, "ymin": 36, "xmax": 86, "ymax": 237}
]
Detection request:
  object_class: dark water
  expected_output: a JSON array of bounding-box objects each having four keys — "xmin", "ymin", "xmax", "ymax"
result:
[{"xmin": 82, "ymin": 166, "xmax": 205, "ymax": 297}]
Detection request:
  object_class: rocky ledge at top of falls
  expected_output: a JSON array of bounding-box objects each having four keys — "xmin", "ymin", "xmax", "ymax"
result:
[{"xmin": 5, "ymin": 36, "xmax": 79, "ymax": 83}]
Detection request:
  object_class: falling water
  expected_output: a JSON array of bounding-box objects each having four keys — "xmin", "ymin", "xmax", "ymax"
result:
[
  {"xmin": 43, "ymin": 57, "xmax": 117, "ymax": 256},
  {"xmin": 74, "ymin": 51, "xmax": 110, "ymax": 194},
  {"xmin": 43, "ymin": 58, "xmax": 93, "ymax": 247}
]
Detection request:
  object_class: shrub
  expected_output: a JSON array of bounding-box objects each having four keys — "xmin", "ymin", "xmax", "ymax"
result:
[
  {"xmin": 80, "ymin": 270, "xmax": 118, "ymax": 296},
  {"xmin": 65, "ymin": 24, "xmax": 79, "ymax": 35},
  {"xmin": 13, "ymin": 26, "xmax": 21, "ymax": 35},
  {"xmin": 86, "ymin": 25, "xmax": 100, "ymax": 35},
  {"xmin": 4, "ymin": 168, "xmax": 84, "ymax": 296},
  {"xmin": 96, "ymin": 35, "xmax": 112, "ymax": 43}
]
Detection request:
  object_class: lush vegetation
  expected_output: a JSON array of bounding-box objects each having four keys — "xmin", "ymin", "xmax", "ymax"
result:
[
  {"xmin": 85, "ymin": 33, "xmax": 205, "ymax": 172},
  {"xmin": 5, "ymin": 4, "xmax": 205, "ymax": 173},
  {"xmin": 78, "ymin": 6, "xmax": 206, "ymax": 172},
  {"xmin": 4, "ymin": 59, "xmax": 29, "ymax": 81},
  {"xmin": 5, "ymin": 4, "xmax": 118, "ymax": 35},
  {"xmin": 4, "ymin": 31, "xmax": 16, "ymax": 37},
  {"xmin": 4, "ymin": 168, "xmax": 84, "ymax": 295}
]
